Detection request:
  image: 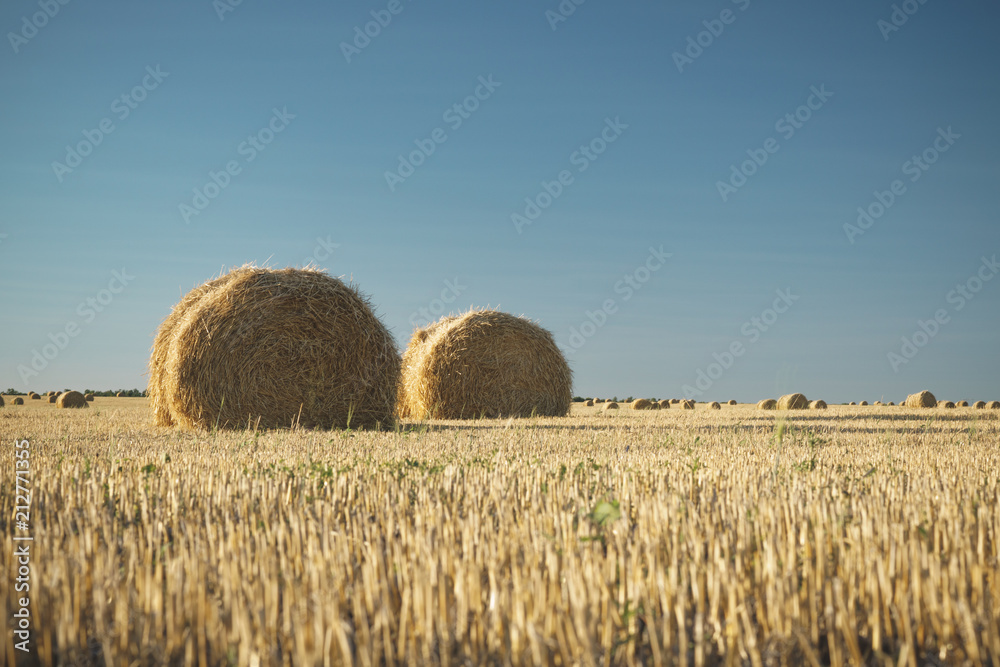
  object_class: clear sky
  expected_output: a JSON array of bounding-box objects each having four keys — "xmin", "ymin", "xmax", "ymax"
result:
[{"xmin": 2, "ymin": 0, "xmax": 998, "ymax": 404}]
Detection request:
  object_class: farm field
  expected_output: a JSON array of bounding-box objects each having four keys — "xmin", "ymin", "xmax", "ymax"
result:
[{"xmin": 2, "ymin": 398, "xmax": 999, "ymax": 666}]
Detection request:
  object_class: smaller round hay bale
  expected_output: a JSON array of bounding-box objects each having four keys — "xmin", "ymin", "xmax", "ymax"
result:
[
  {"xmin": 808, "ymin": 400, "xmax": 827, "ymax": 410},
  {"xmin": 905, "ymin": 391, "xmax": 936, "ymax": 408},
  {"xmin": 757, "ymin": 399, "xmax": 777, "ymax": 410},
  {"xmin": 56, "ymin": 391, "xmax": 88, "ymax": 409},
  {"xmin": 848, "ymin": 402, "xmax": 856, "ymax": 406},
  {"xmin": 859, "ymin": 401, "xmax": 868, "ymax": 406},
  {"xmin": 0, "ymin": 396, "xmax": 5, "ymax": 407},
  {"xmin": 48, "ymin": 395, "xmax": 57, "ymax": 404},
  {"xmin": 12, "ymin": 397, "xmax": 24, "ymax": 405},
  {"xmin": 585, "ymin": 399, "xmax": 594, "ymax": 406},
  {"xmin": 85, "ymin": 394, "xmax": 95, "ymax": 402},
  {"xmin": 594, "ymin": 398, "xmax": 604, "ymax": 404},
  {"xmin": 707, "ymin": 401, "xmax": 721, "ymax": 409},
  {"xmin": 116, "ymin": 392, "xmax": 124, "ymax": 398},
  {"xmin": 874, "ymin": 401, "xmax": 882, "ymax": 406},
  {"xmin": 887, "ymin": 402, "xmax": 895, "ymax": 406},
  {"xmin": 669, "ymin": 398, "xmax": 680, "ymax": 404},
  {"xmin": 957, "ymin": 400, "xmax": 969, "ymax": 407},
  {"xmin": 28, "ymin": 392, "xmax": 40, "ymax": 400},
  {"xmin": 937, "ymin": 400, "xmax": 955, "ymax": 409},
  {"xmin": 632, "ymin": 398, "xmax": 653, "ymax": 410},
  {"xmin": 649, "ymin": 401, "xmax": 660, "ymax": 410},
  {"xmin": 603, "ymin": 401, "xmax": 619, "ymax": 410},
  {"xmin": 658, "ymin": 400, "xmax": 671, "ymax": 409},
  {"xmin": 727, "ymin": 399, "xmax": 736, "ymax": 406},
  {"xmin": 986, "ymin": 401, "xmax": 1000, "ymax": 409},
  {"xmin": 973, "ymin": 401, "xmax": 986, "ymax": 409},
  {"xmin": 777, "ymin": 393, "xmax": 808, "ymax": 410},
  {"xmin": 679, "ymin": 400, "xmax": 695, "ymax": 410}
]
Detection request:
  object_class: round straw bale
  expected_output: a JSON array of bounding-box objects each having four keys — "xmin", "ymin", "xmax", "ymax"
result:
[
  {"xmin": 874, "ymin": 401, "xmax": 882, "ymax": 406},
  {"xmin": 808, "ymin": 400, "xmax": 827, "ymax": 410},
  {"xmin": 603, "ymin": 401, "xmax": 619, "ymax": 410},
  {"xmin": 957, "ymin": 400, "xmax": 968, "ymax": 407},
  {"xmin": 585, "ymin": 399, "xmax": 594, "ymax": 407},
  {"xmin": 658, "ymin": 400, "xmax": 671, "ymax": 409},
  {"xmin": 56, "ymin": 391, "xmax": 88, "ymax": 409},
  {"xmin": 116, "ymin": 392, "xmax": 124, "ymax": 398},
  {"xmin": 973, "ymin": 401, "xmax": 986, "ymax": 409},
  {"xmin": 987, "ymin": 401, "xmax": 999, "ymax": 409},
  {"xmin": 727, "ymin": 399, "xmax": 736, "ymax": 405},
  {"xmin": 937, "ymin": 400, "xmax": 955, "ymax": 408},
  {"xmin": 679, "ymin": 400, "xmax": 695, "ymax": 410},
  {"xmin": 631, "ymin": 398, "xmax": 653, "ymax": 410},
  {"xmin": 595, "ymin": 398, "xmax": 604, "ymax": 403},
  {"xmin": 48, "ymin": 395, "xmax": 57, "ymax": 403},
  {"xmin": 28, "ymin": 392, "xmax": 39, "ymax": 400},
  {"xmin": 707, "ymin": 401, "xmax": 721, "ymax": 409},
  {"xmin": 398, "ymin": 309, "xmax": 571, "ymax": 420},
  {"xmin": 150, "ymin": 266, "xmax": 400, "ymax": 430},
  {"xmin": 777, "ymin": 393, "xmax": 808, "ymax": 410},
  {"xmin": 0, "ymin": 396, "xmax": 5, "ymax": 407},
  {"xmin": 849, "ymin": 402, "xmax": 856, "ymax": 406},
  {"xmin": 12, "ymin": 397, "xmax": 24, "ymax": 405},
  {"xmin": 859, "ymin": 400, "xmax": 868, "ymax": 406},
  {"xmin": 905, "ymin": 390, "xmax": 936, "ymax": 408},
  {"xmin": 757, "ymin": 399, "xmax": 777, "ymax": 410},
  {"xmin": 887, "ymin": 402, "xmax": 895, "ymax": 406},
  {"xmin": 85, "ymin": 393, "xmax": 95, "ymax": 402}
]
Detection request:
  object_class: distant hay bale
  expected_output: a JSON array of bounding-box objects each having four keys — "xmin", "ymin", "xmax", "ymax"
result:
[
  {"xmin": 973, "ymin": 401, "xmax": 986, "ymax": 409},
  {"xmin": 631, "ymin": 398, "xmax": 653, "ymax": 410},
  {"xmin": 757, "ymin": 398, "xmax": 777, "ymax": 410},
  {"xmin": 707, "ymin": 401, "xmax": 721, "ymax": 410},
  {"xmin": 150, "ymin": 266, "xmax": 401, "ymax": 430},
  {"xmin": 594, "ymin": 398, "xmax": 604, "ymax": 404},
  {"xmin": 28, "ymin": 392, "xmax": 40, "ymax": 400},
  {"xmin": 670, "ymin": 399, "xmax": 680, "ymax": 404},
  {"xmin": 603, "ymin": 401, "xmax": 619, "ymax": 410},
  {"xmin": 585, "ymin": 399, "xmax": 594, "ymax": 407},
  {"xmin": 987, "ymin": 401, "xmax": 1000, "ymax": 409},
  {"xmin": 727, "ymin": 399, "xmax": 736, "ymax": 406},
  {"xmin": 957, "ymin": 400, "xmax": 969, "ymax": 407},
  {"xmin": 399, "ymin": 309, "xmax": 571, "ymax": 420},
  {"xmin": 85, "ymin": 394, "xmax": 95, "ymax": 402},
  {"xmin": 116, "ymin": 392, "xmax": 124, "ymax": 398},
  {"xmin": 679, "ymin": 400, "xmax": 695, "ymax": 410},
  {"xmin": 887, "ymin": 402, "xmax": 895, "ymax": 406},
  {"xmin": 859, "ymin": 401, "xmax": 868, "ymax": 406},
  {"xmin": 649, "ymin": 401, "xmax": 661, "ymax": 410},
  {"xmin": 808, "ymin": 400, "xmax": 827, "ymax": 410},
  {"xmin": 874, "ymin": 401, "xmax": 882, "ymax": 406},
  {"xmin": 905, "ymin": 390, "xmax": 936, "ymax": 408},
  {"xmin": 937, "ymin": 401, "xmax": 955, "ymax": 409},
  {"xmin": 658, "ymin": 400, "xmax": 671, "ymax": 409},
  {"xmin": 12, "ymin": 397, "xmax": 24, "ymax": 405},
  {"xmin": 48, "ymin": 395, "xmax": 57, "ymax": 404},
  {"xmin": 849, "ymin": 402, "xmax": 856, "ymax": 406},
  {"xmin": 777, "ymin": 393, "xmax": 808, "ymax": 410},
  {"xmin": 56, "ymin": 391, "xmax": 88, "ymax": 409},
  {"xmin": 0, "ymin": 396, "xmax": 5, "ymax": 407}
]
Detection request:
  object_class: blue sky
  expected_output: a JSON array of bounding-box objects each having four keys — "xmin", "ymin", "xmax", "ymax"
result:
[{"xmin": 2, "ymin": 0, "xmax": 998, "ymax": 403}]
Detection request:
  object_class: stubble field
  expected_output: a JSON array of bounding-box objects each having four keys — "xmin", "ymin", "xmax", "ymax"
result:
[{"xmin": 2, "ymin": 398, "xmax": 998, "ymax": 666}]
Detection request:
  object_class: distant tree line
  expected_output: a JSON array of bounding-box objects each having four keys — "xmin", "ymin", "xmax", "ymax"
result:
[{"xmin": 4, "ymin": 388, "xmax": 147, "ymax": 397}]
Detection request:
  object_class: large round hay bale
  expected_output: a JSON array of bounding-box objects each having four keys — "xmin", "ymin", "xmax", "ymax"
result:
[
  {"xmin": 808, "ymin": 400, "xmax": 827, "ymax": 410},
  {"xmin": 707, "ymin": 401, "xmax": 721, "ymax": 410},
  {"xmin": 937, "ymin": 400, "xmax": 955, "ymax": 409},
  {"xmin": 56, "ymin": 391, "xmax": 88, "ymax": 409},
  {"xmin": 973, "ymin": 401, "xmax": 986, "ymax": 409},
  {"xmin": 905, "ymin": 390, "xmax": 936, "ymax": 408},
  {"xmin": 658, "ymin": 400, "xmax": 671, "ymax": 409},
  {"xmin": 631, "ymin": 398, "xmax": 653, "ymax": 410},
  {"xmin": 85, "ymin": 393, "xmax": 95, "ymax": 402},
  {"xmin": 584, "ymin": 399, "xmax": 594, "ymax": 407},
  {"xmin": 398, "ymin": 309, "xmax": 571, "ymax": 420},
  {"xmin": 727, "ymin": 399, "xmax": 736, "ymax": 406},
  {"xmin": 757, "ymin": 399, "xmax": 777, "ymax": 410},
  {"xmin": 603, "ymin": 401, "xmax": 619, "ymax": 410},
  {"xmin": 150, "ymin": 266, "xmax": 400, "ymax": 430},
  {"xmin": 987, "ymin": 401, "xmax": 1000, "ymax": 409},
  {"xmin": 679, "ymin": 400, "xmax": 695, "ymax": 410},
  {"xmin": 777, "ymin": 393, "xmax": 808, "ymax": 410},
  {"xmin": 957, "ymin": 400, "xmax": 969, "ymax": 407},
  {"xmin": 12, "ymin": 397, "xmax": 24, "ymax": 405},
  {"xmin": 859, "ymin": 400, "xmax": 868, "ymax": 406},
  {"xmin": 28, "ymin": 392, "xmax": 40, "ymax": 400},
  {"xmin": 48, "ymin": 395, "xmax": 57, "ymax": 404}
]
